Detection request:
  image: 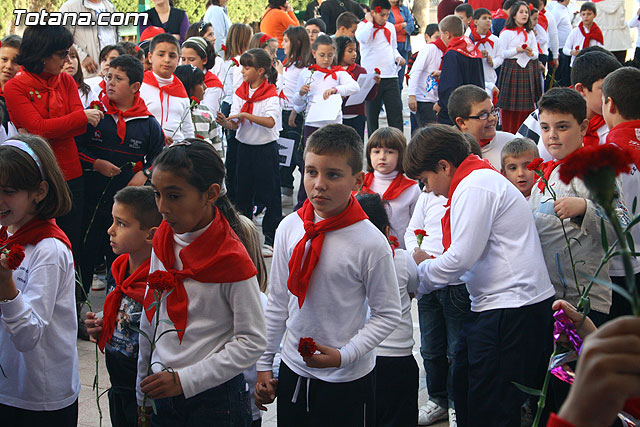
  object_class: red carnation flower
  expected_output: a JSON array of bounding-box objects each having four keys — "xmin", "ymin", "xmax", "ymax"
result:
[
  {"xmin": 527, "ymin": 158, "xmax": 544, "ymax": 171},
  {"xmin": 298, "ymin": 337, "xmax": 317, "ymax": 358},
  {"xmin": 190, "ymin": 96, "xmax": 200, "ymax": 105},
  {"xmin": 221, "ymin": 44, "xmax": 226, "ymax": 52},
  {"xmin": 375, "ymin": 6, "xmax": 382, "ymax": 13},
  {"xmin": 195, "ymin": 134, "xmax": 205, "ymax": 139},
  {"xmin": 132, "ymin": 161, "xmax": 143, "ymax": 174},
  {"xmin": 559, "ymin": 144, "xmax": 632, "ymax": 185},
  {"xmin": 231, "ymin": 58, "xmax": 239, "ymax": 66},
  {"xmin": 521, "ymin": 44, "xmax": 528, "ymax": 50},
  {"xmin": 148, "ymin": 271, "xmax": 177, "ymax": 292},
  {"xmin": 89, "ymin": 100, "xmax": 105, "ymax": 112},
  {"xmin": 374, "ymin": 68, "xmax": 381, "ymax": 74},
  {"xmin": 4, "ymin": 245, "xmax": 25, "ymax": 270},
  {"xmin": 574, "ymin": 46, "xmax": 579, "ymax": 51},
  {"xmin": 388, "ymin": 235, "xmax": 399, "ymax": 249},
  {"xmin": 414, "ymin": 229, "xmax": 427, "ymax": 237}
]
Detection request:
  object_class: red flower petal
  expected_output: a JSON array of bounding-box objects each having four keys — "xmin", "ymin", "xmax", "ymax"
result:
[
  {"xmin": 527, "ymin": 158, "xmax": 544, "ymax": 171},
  {"xmin": 132, "ymin": 161, "xmax": 143, "ymax": 174},
  {"xmin": 521, "ymin": 44, "xmax": 528, "ymax": 49},
  {"xmin": 5, "ymin": 245, "xmax": 25, "ymax": 270},
  {"xmin": 298, "ymin": 337, "xmax": 317, "ymax": 358},
  {"xmin": 190, "ymin": 96, "xmax": 200, "ymax": 105},
  {"xmin": 231, "ymin": 58, "xmax": 239, "ymax": 66},
  {"xmin": 558, "ymin": 144, "xmax": 632, "ymax": 185},
  {"xmin": 148, "ymin": 271, "xmax": 177, "ymax": 292},
  {"xmin": 89, "ymin": 100, "xmax": 105, "ymax": 113},
  {"xmin": 374, "ymin": 68, "xmax": 381, "ymax": 74}
]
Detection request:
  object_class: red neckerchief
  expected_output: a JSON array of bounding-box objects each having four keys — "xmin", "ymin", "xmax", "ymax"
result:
[
  {"xmin": 431, "ymin": 38, "xmax": 448, "ymax": 73},
  {"xmin": 539, "ymin": 9, "xmax": 549, "ymax": 31},
  {"xmin": 537, "ymin": 159, "xmax": 564, "ymax": 192},
  {"xmin": 288, "ymin": 195, "xmax": 368, "ymax": 308},
  {"xmin": 98, "ymin": 79, "xmax": 106, "ymax": 98},
  {"xmin": 17, "ymin": 69, "xmax": 65, "ymax": 118},
  {"xmin": 360, "ymin": 172, "xmax": 416, "ymax": 201},
  {"xmin": 471, "ymin": 28, "xmax": 494, "ymax": 48},
  {"xmin": 578, "ymin": 22, "xmax": 604, "ymax": 49},
  {"xmin": 0, "ymin": 217, "xmax": 71, "ymax": 250},
  {"xmin": 583, "ymin": 114, "xmax": 605, "ymax": 147},
  {"xmin": 98, "ymin": 254, "xmax": 150, "ymax": 352},
  {"xmin": 145, "ymin": 208, "xmax": 256, "ymax": 342},
  {"xmin": 507, "ymin": 26, "xmax": 529, "ymax": 43},
  {"xmin": 441, "ymin": 155, "xmax": 495, "ymax": 251},
  {"xmin": 606, "ymin": 120, "xmax": 640, "ymax": 167},
  {"xmin": 309, "ymin": 64, "xmax": 342, "ymax": 80},
  {"xmin": 99, "ymin": 91, "xmax": 152, "ymax": 144},
  {"xmin": 344, "ymin": 63, "xmax": 358, "ymax": 80},
  {"xmin": 623, "ymin": 398, "xmax": 640, "ymax": 420},
  {"xmin": 446, "ymin": 36, "xmax": 483, "ymax": 59},
  {"xmin": 142, "ymin": 71, "xmax": 188, "ymax": 128},
  {"xmin": 373, "ymin": 22, "xmax": 391, "ymax": 44},
  {"xmin": 491, "ymin": 9, "xmax": 508, "ymax": 20},
  {"xmin": 204, "ymin": 71, "xmax": 223, "ymax": 89},
  {"xmin": 235, "ymin": 79, "xmax": 279, "ymax": 115},
  {"xmin": 479, "ymin": 138, "xmax": 493, "ymax": 147}
]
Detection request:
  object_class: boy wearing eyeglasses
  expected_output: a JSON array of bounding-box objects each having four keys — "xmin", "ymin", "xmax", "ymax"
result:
[{"xmin": 448, "ymin": 84, "xmax": 514, "ymax": 169}]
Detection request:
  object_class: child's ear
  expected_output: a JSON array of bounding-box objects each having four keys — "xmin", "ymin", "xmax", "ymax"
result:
[
  {"xmin": 353, "ymin": 170, "xmax": 365, "ymax": 191},
  {"xmin": 455, "ymin": 117, "xmax": 467, "ymax": 131},
  {"xmin": 145, "ymin": 226, "xmax": 158, "ymax": 244},
  {"xmin": 579, "ymin": 118, "xmax": 589, "ymax": 137},
  {"xmin": 604, "ymin": 96, "xmax": 618, "ymax": 116},
  {"xmin": 131, "ymin": 81, "xmax": 141, "ymax": 93},
  {"xmin": 206, "ymin": 182, "xmax": 221, "ymax": 205},
  {"xmin": 34, "ymin": 180, "xmax": 49, "ymax": 204}
]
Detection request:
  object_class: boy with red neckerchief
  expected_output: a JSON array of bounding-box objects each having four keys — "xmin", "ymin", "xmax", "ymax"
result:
[
  {"xmin": 139, "ymin": 33, "xmax": 194, "ymax": 144},
  {"xmin": 356, "ymin": 0, "xmax": 406, "ymax": 133},
  {"xmin": 406, "ymin": 124, "xmax": 555, "ymax": 427},
  {"xmin": 436, "ymin": 15, "xmax": 485, "ymax": 126},
  {"xmin": 84, "ymin": 186, "xmax": 162, "ymax": 426},
  {"xmin": 255, "ymin": 124, "xmax": 401, "ymax": 426},
  {"xmin": 75, "ymin": 55, "xmax": 164, "ymax": 306},
  {"xmin": 602, "ymin": 66, "xmax": 640, "ymax": 319},
  {"xmin": 491, "ymin": 0, "xmax": 516, "ymax": 35},
  {"xmin": 471, "ymin": 8, "xmax": 504, "ymax": 98},
  {"xmin": 562, "ymin": 2, "xmax": 603, "ymax": 67},
  {"xmin": 407, "ymin": 23, "xmax": 448, "ymax": 129}
]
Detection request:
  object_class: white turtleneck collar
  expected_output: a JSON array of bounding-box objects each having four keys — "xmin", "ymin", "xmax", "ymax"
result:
[{"xmin": 153, "ymin": 72, "xmax": 174, "ymax": 87}]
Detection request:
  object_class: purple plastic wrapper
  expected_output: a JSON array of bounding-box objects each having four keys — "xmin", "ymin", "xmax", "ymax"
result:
[{"xmin": 549, "ymin": 309, "xmax": 584, "ymax": 384}]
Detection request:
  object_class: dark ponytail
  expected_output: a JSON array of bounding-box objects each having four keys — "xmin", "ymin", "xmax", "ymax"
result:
[{"xmin": 240, "ymin": 48, "xmax": 278, "ymax": 85}]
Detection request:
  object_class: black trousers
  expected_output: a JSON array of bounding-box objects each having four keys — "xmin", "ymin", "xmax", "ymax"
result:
[
  {"xmin": 343, "ymin": 115, "xmax": 366, "ymax": 144},
  {"xmin": 609, "ymin": 273, "xmax": 640, "ymax": 320},
  {"xmin": 235, "ymin": 141, "xmax": 282, "ymax": 243},
  {"xmin": 555, "ymin": 52, "xmax": 572, "ymax": 87},
  {"xmin": 366, "ymin": 77, "xmax": 404, "ymax": 133},
  {"xmin": 56, "ymin": 175, "xmax": 84, "ymax": 257},
  {"xmin": 0, "ymin": 399, "xmax": 78, "ymax": 427},
  {"xmin": 294, "ymin": 125, "xmax": 320, "ymax": 210},
  {"xmin": 375, "ymin": 355, "xmax": 419, "ymax": 427},
  {"xmin": 277, "ymin": 361, "xmax": 376, "ymax": 427},
  {"xmin": 453, "ymin": 297, "xmax": 553, "ymax": 427},
  {"xmin": 279, "ymin": 109, "xmax": 304, "ymax": 193}
]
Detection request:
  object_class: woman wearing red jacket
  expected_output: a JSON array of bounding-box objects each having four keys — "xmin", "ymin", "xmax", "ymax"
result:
[{"xmin": 4, "ymin": 25, "xmax": 103, "ymax": 253}]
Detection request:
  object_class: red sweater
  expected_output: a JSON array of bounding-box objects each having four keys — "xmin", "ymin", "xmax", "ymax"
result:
[
  {"xmin": 4, "ymin": 70, "xmax": 88, "ymax": 181},
  {"xmin": 547, "ymin": 398, "xmax": 640, "ymax": 426}
]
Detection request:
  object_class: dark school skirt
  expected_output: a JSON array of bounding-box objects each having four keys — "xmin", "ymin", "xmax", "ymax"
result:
[{"xmin": 497, "ymin": 58, "xmax": 543, "ymax": 112}]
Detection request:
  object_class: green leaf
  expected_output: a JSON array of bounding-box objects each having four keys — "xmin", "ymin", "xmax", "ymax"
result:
[
  {"xmin": 601, "ymin": 217, "xmax": 608, "ymax": 253},
  {"xmin": 0, "ymin": 363, "xmax": 6, "ymax": 378},
  {"xmin": 569, "ymin": 237, "xmax": 582, "ymax": 247},
  {"xmin": 145, "ymin": 301, "xmax": 158, "ymax": 312},
  {"xmin": 580, "ymin": 273, "xmax": 634, "ymax": 305},
  {"xmin": 156, "ymin": 328, "xmax": 184, "ymax": 342},
  {"xmin": 633, "ymin": 196, "xmax": 637, "ymax": 215},
  {"xmin": 512, "ymin": 381, "xmax": 543, "ymax": 396},
  {"xmin": 92, "ymin": 374, "xmax": 98, "ymax": 391},
  {"xmin": 159, "ymin": 319, "xmax": 175, "ymax": 326},
  {"xmin": 627, "ymin": 233, "xmax": 636, "ymax": 253},
  {"xmin": 129, "ymin": 325, "xmax": 152, "ymax": 343},
  {"xmin": 624, "ymin": 214, "xmax": 640, "ymax": 233}
]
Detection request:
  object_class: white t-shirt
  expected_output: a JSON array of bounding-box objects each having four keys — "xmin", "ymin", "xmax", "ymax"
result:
[{"xmin": 85, "ymin": 0, "xmax": 117, "ymax": 48}]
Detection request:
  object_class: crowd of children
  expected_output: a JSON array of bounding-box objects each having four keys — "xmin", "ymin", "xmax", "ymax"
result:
[{"xmin": 0, "ymin": 0, "xmax": 639, "ymax": 426}]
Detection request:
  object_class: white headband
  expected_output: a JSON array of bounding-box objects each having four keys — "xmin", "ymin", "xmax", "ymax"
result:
[{"xmin": 1, "ymin": 139, "xmax": 46, "ymax": 181}]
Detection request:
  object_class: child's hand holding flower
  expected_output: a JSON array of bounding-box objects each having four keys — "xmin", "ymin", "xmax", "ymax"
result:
[
  {"xmin": 412, "ymin": 247, "xmax": 434, "ymax": 265},
  {"xmin": 299, "ymin": 84, "xmax": 310, "ymax": 96},
  {"xmin": 323, "ymin": 87, "xmax": 337, "ymax": 100}
]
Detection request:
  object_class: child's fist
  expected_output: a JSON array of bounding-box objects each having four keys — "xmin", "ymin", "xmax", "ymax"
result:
[
  {"xmin": 255, "ymin": 371, "xmax": 278, "ymax": 410},
  {"xmin": 554, "ymin": 197, "xmax": 587, "ymax": 220},
  {"xmin": 299, "ymin": 84, "xmax": 310, "ymax": 96},
  {"xmin": 84, "ymin": 312, "xmax": 103, "ymax": 342},
  {"xmin": 323, "ymin": 88, "xmax": 337, "ymax": 100}
]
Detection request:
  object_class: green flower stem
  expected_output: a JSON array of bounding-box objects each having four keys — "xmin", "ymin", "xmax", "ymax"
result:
[
  {"xmin": 141, "ymin": 290, "xmax": 162, "ymax": 427},
  {"xmin": 532, "ymin": 348, "xmax": 560, "ymax": 427}
]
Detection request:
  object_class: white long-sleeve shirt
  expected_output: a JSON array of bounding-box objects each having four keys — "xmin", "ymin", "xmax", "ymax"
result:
[
  {"xmin": 475, "ymin": 33, "xmax": 503, "ymax": 91},
  {"xmin": 281, "ymin": 65, "xmax": 304, "ymax": 111},
  {"xmin": 562, "ymin": 26, "xmax": 604, "ymax": 66},
  {"xmin": 629, "ymin": 14, "xmax": 640, "ymax": 48},
  {"xmin": 377, "ymin": 249, "xmax": 419, "ymax": 357},
  {"xmin": 230, "ymin": 86, "xmax": 281, "ymax": 145},
  {"xmin": 219, "ymin": 57, "xmax": 237, "ymax": 105},
  {"xmin": 257, "ymin": 212, "xmax": 402, "ymax": 382},
  {"xmin": 545, "ymin": 10, "xmax": 560, "ymax": 59},
  {"xmin": 535, "ymin": 24, "xmax": 550, "ymax": 58},
  {"xmin": 408, "ymin": 43, "xmax": 443, "ymax": 103},
  {"xmin": 548, "ymin": 1, "xmax": 573, "ymax": 47},
  {"xmin": 499, "ymin": 28, "xmax": 539, "ymax": 67},
  {"xmin": 482, "ymin": 131, "xmax": 515, "ymax": 170},
  {"xmin": 140, "ymin": 73, "xmax": 195, "ymax": 141},
  {"xmin": 202, "ymin": 71, "xmax": 223, "ymax": 114},
  {"xmin": 0, "ymin": 238, "xmax": 80, "ymax": 411},
  {"xmin": 356, "ymin": 21, "xmax": 403, "ymax": 77},
  {"xmin": 367, "ymin": 170, "xmax": 420, "ymax": 249},
  {"xmin": 416, "ymin": 168, "xmax": 556, "ymax": 312},
  {"xmin": 136, "ymin": 222, "xmax": 267, "ymax": 402},
  {"xmin": 292, "ymin": 68, "xmax": 359, "ymax": 128}
]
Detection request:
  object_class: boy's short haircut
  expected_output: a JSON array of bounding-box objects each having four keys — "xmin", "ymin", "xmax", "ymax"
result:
[
  {"xmin": 109, "ymin": 55, "xmax": 144, "ymax": 85},
  {"xmin": 336, "ymin": 12, "xmax": 360, "ymax": 30},
  {"xmin": 113, "ymin": 186, "xmax": 162, "ymax": 230},
  {"xmin": 448, "ymin": 84, "xmax": 490, "ymax": 127},
  {"xmin": 425, "ymin": 23, "xmax": 440, "ymax": 37},
  {"xmin": 1, "ymin": 35, "xmax": 21, "ymax": 49},
  {"xmin": 473, "ymin": 8, "xmax": 491, "ymax": 21},
  {"xmin": 580, "ymin": 1, "xmax": 597, "ymax": 14},
  {"xmin": 571, "ymin": 51, "xmax": 621, "ymax": 90},
  {"xmin": 371, "ymin": 0, "xmax": 392, "ymax": 11},
  {"xmin": 502, "ymin": 0, "xmax": 516, "ymax": 10},
  {"xmin": 602, "ymin": 67, "xmax": 640, "ymax": 120},
  {"xmin": 119, "ymin": 40, "xmax": 146, "ymax": 61},
  {"xmin": 500, "ymin": 137, "xmax": 540, "ymax": 169},
  {"xmin": 455, "ymin": 4, "xmax": 474, "ymax": 19},
  {"xmin": 366, "ymin": 127, "xmax": 407, "ymax": 173},
  {"xmin": 439, "ymin": 15, "xmax": 464, "ymax": 37},
  {"xmin": 576, "ymin": 45, "xmax": 615, "ymax": 59},
  {"xmin": 537, "ymin": 87, "xmax": 587, "ymax": 124},
  {"xmin": 99, "ymin": 44, "xmax": 126, "ymax": 62},
  {"xmin": 305, "ymin": 18, "xmax": 327, "ymax": 33},
  {"xmin": 150, "ymin": 33, "xmax": 181, "ymax": 54},
  {"xmin": 312, "ymin": 34, "xmax": 334, "ymax": 50},
  {"xmin": 462, "ymin": 133, "xmax": 483, "ymax": 157},
  {"xmin": 404, "ymin": 125, "xmax": 471, "ymax": 178},
  {"xmin": 305, "ymin": 124, "xmax": 363, "ymax": 174}
]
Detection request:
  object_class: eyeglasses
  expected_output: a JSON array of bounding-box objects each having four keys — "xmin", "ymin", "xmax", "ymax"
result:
[
  {"xmin": 55, "ymin": 49, "xmax": 71, "ymax": 59},
  {"xmin": 465, "ymin": 107, "xmax": 500, "ymax": 121}
]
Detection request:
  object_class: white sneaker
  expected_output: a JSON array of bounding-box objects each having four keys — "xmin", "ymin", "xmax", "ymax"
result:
[
  {"xmin": 281, "ymin": 194, "xmax": 294, "ymax": 207},
  {"xmin": 418, "ymin": 401, "xmax": 448, "ymax": 425},
  {"xmin": 262, "ymin": 243, "xmax": 273, "ymax": 258},
  {"xmin": 91, "ymin": 278, "xmax": 105, "ymax": 291},
  {"xmin": 448, "ymin": 408, "xmax": 457, "ymax": 427}
]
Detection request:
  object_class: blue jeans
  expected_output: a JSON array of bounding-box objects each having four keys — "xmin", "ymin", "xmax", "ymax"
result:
[
  {"xmin": 418, "ymin": 284, "xmax": 470, "ymax": 409},
  {"xmin": 151, "ymin": 374, "xmax": 251, "ymax": 426}
]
